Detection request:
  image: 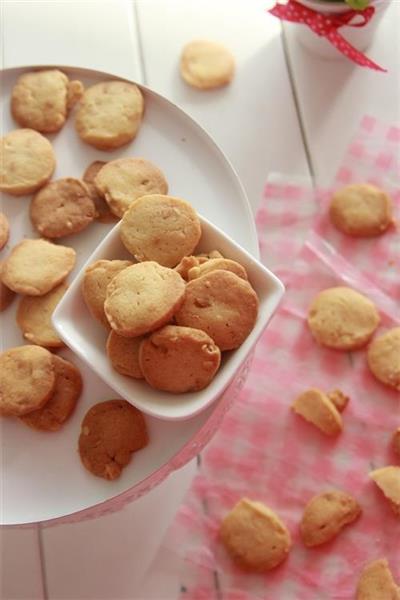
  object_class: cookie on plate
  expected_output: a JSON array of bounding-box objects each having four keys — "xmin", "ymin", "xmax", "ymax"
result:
[
  {"xmin": 370, "ymin": 466, "xmax": 400, "ymax": 516},
  {"xmin": 0, "ymin": 345, "xmax": 56, "ymax": 416},
  {"xmin": 16, "ymin": 282, "xmax": 67, "ymax": 348},
  {"xmin": 2, "ymin": 239, "xmax": 76, "ymax": 296},
  {"xmin": 292, "ymin": 388, "xmax": 343, "ymax": 436},
  {"xmin": 20, "ymin": 355, "xmax": 82, "ymax": 431},
  {"xmin": 175, "ymin": 270, "xmax": 259, "ymax": 351},
  {"xmin": 307, "ymin": 287, "xmax": 380, "ymax": 351},
  {"xmin": 78, "ymin": 399, "xmax": 148, "ymax": 480},
  {"xmin": 82, "ymin": 161, "xmax": 116, "ymax": 223},
  {"xmin": 94, "ymin": 157, "xmax": 168, "ymax": 218},
  {"xmin": 30, "ymin": 178, "xmax": 96, "ymax": 238},
  {"xmin": 187, "ymin": 257, "xmax": 248, "ymax": 281},
  {"xmin": 11, "ymin": 69, "xmax": 84, "ymax": 133},
  {"xmin": 356, "ymin": 559, "xmax": 400, "ymax": 600},
  {"xmin": 104, "ymin": 262, "xmax": 185, "ymax": 337},
  {"xmin": 75, "ymin": 80, "xmax": 144, "ymax": 150},
  {"xmin": 180, "ymin": 40, "xmax": 235, "ymax": 90},
  {"xmin": 82, "ymin": 259, "xmax": 133, "ymax": 327},
  {"xmin": 0, "ymin": 261, "xmax": 16, "ymax": 311},
  {"xmin": 0, "ymin": 212, "xmax": 9, "ymax": 250},
  {"xmin": 367, "ymin": 327, "xmax": 400, "ymax": 391},
  {"xmin": 0, "ymin": 129, "xmax": 55, "ymax": 196},
  {"xmin": 120, "ymin": 195, "xmax": 201, "ymax": 267},
  {"xmin": 139, "ymin": 325, "xmax": 221, "ymax": 392},
  {"xmin": 106, "ymin": 330, "xmax": 144, "ymax": 378},
  {"xmin": 219, "ymin": 498, "xmax": 292, "ymax": 572},
  {"xmin": 329, "ymin": 183, "xmax": 394, "ymax": 237}
]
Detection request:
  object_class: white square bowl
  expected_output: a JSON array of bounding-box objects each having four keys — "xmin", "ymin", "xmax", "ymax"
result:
[{"xmin": 53, "ymin": 214, "xmax": 284, "ymax": 421}]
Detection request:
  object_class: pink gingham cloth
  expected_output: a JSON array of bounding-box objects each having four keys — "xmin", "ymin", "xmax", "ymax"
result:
[{"xmin": 158, "ymin": 117, "xmax": 400, "ymax": 599}]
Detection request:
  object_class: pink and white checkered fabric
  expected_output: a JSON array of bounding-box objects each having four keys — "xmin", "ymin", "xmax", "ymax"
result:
[{"xmin": 159, "ymin": 117, "xmax": 400, "ymax": 600}]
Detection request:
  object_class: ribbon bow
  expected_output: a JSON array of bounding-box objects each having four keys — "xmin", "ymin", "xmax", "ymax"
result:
[{"xmin": 269, "ymin": 0, "xmax": 386, "ymax": 72}]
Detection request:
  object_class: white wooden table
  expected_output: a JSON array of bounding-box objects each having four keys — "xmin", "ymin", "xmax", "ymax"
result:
[{"xmin": 1, "ymin": 1, "xmax": 399, "ymax": 598}]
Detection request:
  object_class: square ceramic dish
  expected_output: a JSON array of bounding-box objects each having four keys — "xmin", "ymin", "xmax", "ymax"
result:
[{"xmin": 53, "ymin": 214, "xmax": 284, "ymax": 421}]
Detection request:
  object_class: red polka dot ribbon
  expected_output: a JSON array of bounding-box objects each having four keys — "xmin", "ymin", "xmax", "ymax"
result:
[{"xmin": 269, "ymin": 0, "xmax": 387, "ymax": 72}]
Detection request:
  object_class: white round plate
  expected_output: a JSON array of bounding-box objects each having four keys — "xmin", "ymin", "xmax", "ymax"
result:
[{"xmin": 0, "ymin": 66, "xmax": 258, "ymax": 526}]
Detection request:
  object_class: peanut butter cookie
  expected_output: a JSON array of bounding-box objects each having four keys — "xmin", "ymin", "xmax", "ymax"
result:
[
  {"xmin": 370, "ymin": 466, "xmax": 400, "ymax": 517},
  {"xmin": 292, "ymin": 388, "xmax": 343, "ymax": 436},
  {"xmin": 106, "ymin": 330, "xmax": 144, "ymax": 378},
  {"xmin": 356, "ymin": 559, "xmax": 400, "ymax": 600},
  {"xmin": 367, "ymin": 327, "xmax": 400, "ymax": 391}
]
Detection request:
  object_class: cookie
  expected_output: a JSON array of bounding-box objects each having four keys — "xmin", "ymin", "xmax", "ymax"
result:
[
  {"xmin": 356, "ymin": 558, "xmax": 400, "ymax": 600},
  {"xmin": 82, "ymin": 161, "xmax": 116, "ymax": 223},
  {"xmin": 2, "ymin": 239, "xmax": 76, "ymax": 296},
  {"xmin": 82, "ymin": 259, "xmax": 133, "ymax": 327},
  {"xmin": 393, "ymin": 428, "xmax": 400, "ymax": 460},
  {"xmin": 367, "ymin": 327, "xmax": 400, "ymax": 391},
  {"xmin": 326, "ymin": 389, "xmax": 349, "ymax": 413},
  {"xmin": 0, "ymin": 129, "xmax": 55, "ymax": 196},
  {"xmin": 180, "ymin": 40, "xmax": 235, "ymax": 90},
  {"xmin": 16, "ymin": 282, "xmax": 67, "ymax": 348},
  {"xmin": 120, "ymin": 195, "xmax": 201, "ymax": 267},
  {"xmin": 11, "ymin": 69, "xmax": 83, "ymax": 133},
  {"xmin": 139, "ymin": 325, "xmax": 221, "ymax": 392},
  {"xmin": 78, "ymin": 399, "xmax": 148, "ymax": 480},
  {"xmin": 20, "ymin": 355, "xmax": 82, "ymax": 431},
  {"xmin": 175, "ymin": 270, "xmax": 259, "ymax": 351},
  {"xmin": 307, "ymin": 287, "xmax": 380, "ymax": 351},
  {"xmin": 106, "ymin": 330, "xmax": 144, "ymax": 378},
  {"xmin": 300, "ymin": 490, "xmax": 361, "ymax": 547},
  {"xmin": 175, "ymin": 255, "xmax": 201, "ymax": 280},
  {"xmin": 94, "ymin": 158, "xmax": 168, "ymax": 218},
  {"xmin": 104, "ymin": 262, "xmax": 185, "ymax": 337},
  {"xmin": 219, "ymin": 498, "xmax": 292, "ymax": 572},
  {"xmin": 0, "ymin": 345, "xmax": 56, "ymax": 416},
  {"xmin": 370, "ymin": 466, "xmax": 400, "ymax": 517},
  {"xmin": 187, "ymin": 258, "xmax": 248, "ymax": 282},
  {"xmin": 30, "ymin": 178, "xmax": 96, "ymax": 238},
  {"xmin": 75, "ymin": 81, "xmax": 144, "ymax": 150},
  {"xmin": 0, "ymin": 261, "xmax": 16, "ymax": 311},
  {"xmin": 292, "ymin": 388, "xmax": 343, "ymax": 436},
  {"xmin": 329, "ymin": 183, "xmax": 394, "ymax": 237},
  {"xmin": 0, "ymin": 212, "xmax": 9, "ymax": 250}
]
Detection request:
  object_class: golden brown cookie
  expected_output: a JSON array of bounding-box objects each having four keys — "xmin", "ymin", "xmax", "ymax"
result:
[
  {"xmin": 367, "ymin": 328, "xmax": 400, "ymax": 391},
  {"xmin": 0, "ymin": 345, "xmax": 56, "ymax": 416},
  {"xmin": 300, "ymin": 490, "xmax": 361, "ymax": 547},
  {"xmin": 187, "ymin": 257, "xmax": 248, "ymax": 281},
  {"xmin": 11, "ymin": 69, "xmax": 83, "ymax": 133},
  {"xmin": 175, "ymin": 270, "xmax": 259, "ymax": 351},
  {"xmin": 75, "ymin": 81, "xmax": 144, "ymax": 150},
  {"xmin": 30, "ymin": 178, "xmax": 95, "ymax": 238},
  {"xmin": 326, "ymin": 389, "xmax": 350, "ymax": 413},
  {"xmin": 2, "ymin": 239, "xmax": 76, "ymax": 296},
  {"xmin": 292, "ymin": 388, "xmax": 343, "ymax": 436},
  {"xmin": 174, "ymin": 255, "xmax": 201, "ymax": 280},
  {"xmin": 20, "ymin": 355, "xmax": 82, "ymax": 431},
  {"xmin": 16, "ymin": 282, "xmax": 67, "ymax": 348},
  {"xmin": 329, "ymin": 184, "xmax": 394, "ymax": 237},
  {"xmin": 0, "ymin": 212, "xmax": 9, "ymax": 250},
  {"xmin": 0, "ymin": 261, "xmax": 16, "ymax": 311},
  {"xmin": 94, "ymin": 158, "xmax": 168, "ymax": 218},
  {"xmin": 104, "ymin": 262, "xmax": 185, "ymax": 337},
  {"xmin": 307, "ymin": 287, "xmax": 380, "ymax": 351},
  {"xmin": 370, "ymin": 466, "xmax": 400, "ymax": 517},
  {"xmin": 219, "ymin": 498, "xmax": 292, "ymax": 572},
  {"xmin": 356, "ymin": 558, "xmax": 400, "ymax": 600},
  {"xmin": 0, "ymin": 129, "xmax": 56, "ymax": 196},
  {"xmin": 180, "ymin": 40, "xmax": 235, "ymax": 90},
  {"xmin": 139, "ymin": 325, "xmax": 221, "ymax": 392},
  {"xmin": 393, "ymin": 428, "xmax": 400, "ymax": 460},
  {"xmin": 82, "ymin": 259, "xmax": 133, "ymax": 327},
  {"xmin": 106, "ymin": 330, "xmax": 144, "ymax": 378},
  {"xmin": 78, "ymin": 399, "xmax": 148, "ymax": 480},
  {"xmin": 120, "ymin": 195, "xmax": 201, "ymax": 268},
  {"xmin": 82, "ymin": 161, "xmax": 116, "ymax": 223}
]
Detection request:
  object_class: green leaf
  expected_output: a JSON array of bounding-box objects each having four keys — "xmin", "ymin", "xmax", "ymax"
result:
[{"xmin": 344, "ymin": 0, "xmax": 370, "ymax": 9}]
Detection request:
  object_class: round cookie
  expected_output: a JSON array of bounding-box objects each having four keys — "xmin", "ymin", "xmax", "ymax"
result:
[
  {"xmin": 0, "ymin": 212, "xmax": 10, "ymax": 250},
  {"xmin": 367, "ymin": 327, "xmax": 400, "ymax": 391},
  {"xmin": 75, "ymin": 80, "xmax": 144, "ymax": 150},
  {"xmin": 2, "ymin": 239, "xmax": 76, "ymax": 296},
  {"xmin": 30, "ymin": 178, "xmax": 95, "ymax": 238},
  {"xmin": 175, "ymin": 270, "xmax": 259, "ymax": 351},
  {"xmin": 307, "ymin": 287, "xmax": 380, "ymax": 351},
  {"xmin": 94, "ymin": 157, "xmax": 168, "ymax": 218},
  {"xmin": 219, "ymin": 498, "xmax": 292, "ymax": 572},
  {"xmin": 0, "ymin": 345, "xmax": 56, "ymax": 416},
  {"xmin": 180, "ymin": 40, "xmax": 235, "ymax": 90},
  {"xmin": 16, "ymin": 282, "xmax": 67, "ymax": 348},
  {"xmin": 20, "ymin": 355, "xmax": 82, "ymax": 431},
  {"xmin": 82, "ymin": 259, "xmax": 133, "ymax": 327},
  {"xmin": 0, "ymin": 129, "xmax": 56, "ymax": 196},
  {"xmin": 139, "ymin": 325, "xmax": 221, "ymax": 393},
  {"xmin": 82, "ymin": 161, "xmax": 116, "ymax": 223},
  {"xmin": 104, "ymin": 262, "xmax": 185, "ymax": 337},
  {"xmin": 187, "ymin": 258, "xmax": 248, "ymax": 281},
  {"xmin": 11, "ymin": 69, "xmax": 84, "ymax": 133},
  {"xmin": 120, "ymin": 195, "xmax": 201, "ymax": 267},
  {"xmin": 106, "ymin": 330, "xmax": 144, "ymax": 378},
  {"xmin": 329, "ymin": 183, "xmax": 394, "ymax": 237},
  {"xmin": 0, "ymin": 261, "xmax": 16, "ymax": 311},
  {"xmin": 78, "ymin": 399, "xmax": 148, "ymax": 480}
]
